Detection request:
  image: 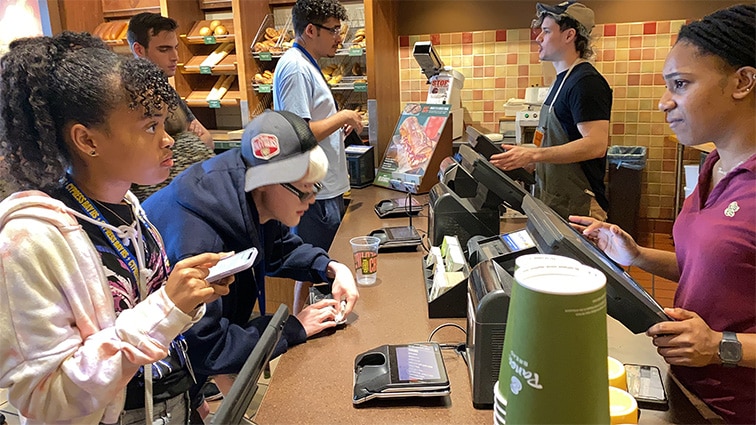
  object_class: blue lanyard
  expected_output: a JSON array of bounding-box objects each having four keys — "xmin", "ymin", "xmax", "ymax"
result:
[
  {"xmin": 64, "ymin": 179, "xmax": 171, "ymax": 300},
  {"xmin": 293, "ymin": 42, "xmax": 321, "ymax": 70},
  {"xmin": 65, "ymin": 180, "xmax": 141, "ymax": 283},
  {"xmin": 293, "ymin": 42, "xmax": 338, "ymax": 110}
]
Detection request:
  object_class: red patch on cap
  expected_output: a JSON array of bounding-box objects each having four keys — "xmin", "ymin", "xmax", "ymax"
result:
[{"xmin": 251, "ymin": 134, "xmax": 280, "ymax": 160}]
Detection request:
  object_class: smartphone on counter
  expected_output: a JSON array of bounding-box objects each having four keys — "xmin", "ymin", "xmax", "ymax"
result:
[
  {"xmin": 206, "ymin": 247, "xmax": 258, "ymax": 283},
  {"xmin": 624, "ymin": 363, "xmax": 668, "ymax": 411}
]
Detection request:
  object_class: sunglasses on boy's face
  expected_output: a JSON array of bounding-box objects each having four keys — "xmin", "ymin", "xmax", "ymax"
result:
[{"xmin": 281, "ymin": 182, "xmax": 323, "ymax": 201}]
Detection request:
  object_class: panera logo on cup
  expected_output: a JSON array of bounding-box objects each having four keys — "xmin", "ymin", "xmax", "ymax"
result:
[{"xmin": 508, "ymin": 350, "xmax": 543, "ymax": 393}]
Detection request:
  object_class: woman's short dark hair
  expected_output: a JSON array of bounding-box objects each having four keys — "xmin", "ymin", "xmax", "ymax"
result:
[
  {"xmin": 677, "ymin": 4, "xmax": 755, "ymax": 71},
  {"xmin": 292, "ymin": 0, "xmax": 348, "ymax": 37},
  {"xmin": 0, "ymin": 32, "xmax": 177, "ymax": 192}
]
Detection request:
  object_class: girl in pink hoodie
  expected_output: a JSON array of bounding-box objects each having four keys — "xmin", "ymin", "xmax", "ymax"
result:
[{"xmin": 0, "ymin": 32, "xmax": 232, "ymax": 424}]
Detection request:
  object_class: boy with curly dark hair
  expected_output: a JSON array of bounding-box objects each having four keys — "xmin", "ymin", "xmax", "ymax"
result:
[{"xmin": 273, "ymin": 0, "xmax": 363, "ymax": 252}]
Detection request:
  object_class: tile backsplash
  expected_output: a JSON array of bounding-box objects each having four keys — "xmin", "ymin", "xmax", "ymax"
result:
[{"xmin": 398, "ymin": 19, "xmax": 701, "ymax": 224}]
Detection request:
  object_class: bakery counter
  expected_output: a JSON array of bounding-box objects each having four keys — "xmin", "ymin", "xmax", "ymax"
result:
[{"xmin": 253, "ymin": 185, "xmax": 719, "ymax": 424}]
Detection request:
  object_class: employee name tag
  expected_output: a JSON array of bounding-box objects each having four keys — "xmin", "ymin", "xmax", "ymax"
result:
[{"xmin": 533, "ymin": 128, "xmax": 544, "ymax": 147}]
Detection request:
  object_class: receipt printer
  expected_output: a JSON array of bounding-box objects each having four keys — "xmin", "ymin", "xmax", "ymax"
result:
[{"xmin": 464, "ymin": 259, "xmax": 514, "ymax": 409}]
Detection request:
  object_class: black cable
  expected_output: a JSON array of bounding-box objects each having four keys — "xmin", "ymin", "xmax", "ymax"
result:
[{"xmin": 428, "ymin": 322, "xmax": 466, "ymax": 340}]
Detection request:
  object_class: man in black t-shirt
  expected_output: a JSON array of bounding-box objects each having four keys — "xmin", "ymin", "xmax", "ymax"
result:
[{"xmin": 491, "ymin": 1, "xmax": 611, "ymax": 219}]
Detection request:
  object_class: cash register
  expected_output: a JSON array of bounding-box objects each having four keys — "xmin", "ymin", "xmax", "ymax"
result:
[{"xmin": 427, "ymin": 144, "xmax": 529, "ymax": 247}]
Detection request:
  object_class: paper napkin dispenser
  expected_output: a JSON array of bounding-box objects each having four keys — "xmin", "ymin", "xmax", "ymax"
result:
[{"xmin": 464, "ymin": 259, "xmax": 514, "ymax": 409}]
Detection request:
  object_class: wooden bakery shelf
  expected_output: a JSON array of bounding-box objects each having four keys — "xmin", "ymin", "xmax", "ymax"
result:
[
  {"xmin": 184, "ymin": 90, "xmax": 242, "ymax": 107},
  {"xmin": 183, "ymin": 20, "xmax": 236, "ymax": 44},
  {"xmin": 182, "ymin": 54, "xmax": 238, "ymax": 74},
  {"xmin": 183, "ymin": 34, "xmax": 236, "ymax": 45}
]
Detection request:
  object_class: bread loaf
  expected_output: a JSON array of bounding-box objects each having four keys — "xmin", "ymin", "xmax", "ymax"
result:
[
  {"xmin": 265, "ymin": 27, "xmax": 280, "ymax": 40},
  {"xmin": 108, "ymin": 22, "xmax": 126, "ymax": 40}
]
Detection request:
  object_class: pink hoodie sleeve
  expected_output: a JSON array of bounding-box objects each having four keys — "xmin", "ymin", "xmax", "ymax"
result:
[{"xmin": 0, "ymin": 207, "xmax": 203, "ymax": 423}]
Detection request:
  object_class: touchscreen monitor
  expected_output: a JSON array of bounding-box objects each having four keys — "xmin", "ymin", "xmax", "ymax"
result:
[
  {"xmin": 390, "ymin": 343, "xmax": 444, "ymax": 383},
  {"xmin": 521, "ymin": 194, "xmax": 670, "ymax": 333},
  {"xmin": 457, "ymin": 144, "xmax": 529, "ymax": 213},
  {"xmin": 471, "ymin": 134, "xmax": 535, "ymax": 184}
]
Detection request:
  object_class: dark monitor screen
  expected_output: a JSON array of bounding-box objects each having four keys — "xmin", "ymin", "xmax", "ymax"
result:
[
  {"xmin": 457, "ymin": 144, "xmax": 529, "ymax": 213},
  {"xmin": 210, "ymin": 304, "xmax": 289, "ymax": 424},
  {"xmin": 470, "ymin": 134, "xmax": 535, "ymax": 185},
  {"xmin": 521, "ymin": 194, "xmax": 670, "ymax": 334}
]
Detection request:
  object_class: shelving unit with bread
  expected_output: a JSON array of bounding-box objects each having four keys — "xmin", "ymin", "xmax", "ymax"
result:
[
  {"xmin": 91, "ymin": 20, "xmax": 130, "ymax": 47},
  {"xmin": 252, "ymin": 2, "xmax": 369, "ymax": 132},
  {"xmin": 178, "ymin": 19, "xmax": 241, "ymax": 108},
  {"xmin": 166, "ymin": 0, "xmax": 269, "ymax": 127}
]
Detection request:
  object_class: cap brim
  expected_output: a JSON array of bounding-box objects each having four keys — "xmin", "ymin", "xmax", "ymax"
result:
[
  {"xmin": 244, "ymin": 148, "xmax": 314, "ymax": 192},
  {"xmin": 536, "ymin": 2, "xmax": 564, "ymax": 15}
]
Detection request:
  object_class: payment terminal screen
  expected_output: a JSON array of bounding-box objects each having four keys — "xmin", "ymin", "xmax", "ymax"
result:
[
  {"xmin": 396, "ymin": 344, "xmax": 441, "ymax": 381},
  {"xmin": 501, "ymin": 229, "xmax": 536, "ymax": 252}
]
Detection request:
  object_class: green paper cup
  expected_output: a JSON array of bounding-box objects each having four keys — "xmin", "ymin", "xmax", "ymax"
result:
[
  {"xmin": 498, "ymin": 262, "xmax": 610, "ymax": 424},
  {"xmin": 514, "ymin": 253, "xmax": 581, "ymax": 270}
]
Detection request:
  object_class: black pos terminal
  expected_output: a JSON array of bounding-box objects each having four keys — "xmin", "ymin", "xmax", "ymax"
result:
[{"xmin": 426, "ymin": 144, "xmax": 671, "ymax": 408}]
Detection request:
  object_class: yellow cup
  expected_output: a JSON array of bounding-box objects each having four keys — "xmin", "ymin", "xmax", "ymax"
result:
[
  {"xmin": 610, "ymin": 386, "xmax": 638, "ymax": 424},
  {"xmin": 608, "ymin": 356, "xmax": 627, "ymax": 391}
]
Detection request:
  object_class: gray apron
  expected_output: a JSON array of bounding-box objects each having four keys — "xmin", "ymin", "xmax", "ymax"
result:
[{"xmin": 534, "ymin": 60, "xmax": 593, "ymax": 218}]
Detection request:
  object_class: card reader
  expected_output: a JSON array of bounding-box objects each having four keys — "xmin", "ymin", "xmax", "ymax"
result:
[
  {"xmin": 353, "ymin": 343, "xmax": 450, "ymax": 404},
  {"xmin": 374, "ymin": 197, "xmax": 423, "ymax": 218},
  {"xmin": 369, "ymin": 226, "xmax": 422, "ymax": 251}
]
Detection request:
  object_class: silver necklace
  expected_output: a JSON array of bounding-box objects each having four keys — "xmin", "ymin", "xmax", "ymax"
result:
[{"xmin": 93, "ymin": 199, "xmax": 135, "ymax": 226}]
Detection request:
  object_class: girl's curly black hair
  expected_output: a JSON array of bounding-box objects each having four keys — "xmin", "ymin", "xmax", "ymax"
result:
[
  {"xmin": 677, "ymin": 4, "xmax": 755, "ymax": 71},
  {"xmin": 0, "ymin": 31, "xmax": 178, "ymax": 193}
]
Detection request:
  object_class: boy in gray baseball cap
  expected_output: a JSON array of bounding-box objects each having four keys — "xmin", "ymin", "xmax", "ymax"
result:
[{"xmin": 143, "ymin": 109, "xmax": 359, "ymax": 417}]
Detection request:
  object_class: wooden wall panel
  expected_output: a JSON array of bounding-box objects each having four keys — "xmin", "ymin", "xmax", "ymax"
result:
[
  {"xmin": 396, "ymin": 0, "xmax": 746, "ymax": 36},
  {"xmin": 365, "ymin": 0, "xmax": 400, "ymax": 166},
  {"xmin": 101, "ymin": 0, "xmax": 160, "ymax": 19},
  {"xmin": 57, "ymin": 0, "xmax": 104, "ymax": 33}
]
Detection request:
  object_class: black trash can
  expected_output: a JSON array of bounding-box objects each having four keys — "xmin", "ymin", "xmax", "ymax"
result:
[{"xmin": 607, "ymin": 146, "xmax": 647, "ymax": 240}]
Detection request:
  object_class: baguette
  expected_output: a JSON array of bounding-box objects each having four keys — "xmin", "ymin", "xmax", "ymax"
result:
[
  {"xmin": 108, "ymin": 22, "xmax": 126, "ymax": 40},
  {"xmin": 216, "ymin": 75, "xmax": 235, "ymax": 99},
  {"xmin": 116, "ymin": 21, "xmax": 129, "ymax": 40},
  {"xmin": 206, "ymin": 75, "xmax": 226, "ymax": 101},
  {"xmin": 100, "ymin": 22, "xmax": 116, "ymax": 40},
  {"xmin": 92, "ymin": 22, "xmax": 108, "ymax": 39}
]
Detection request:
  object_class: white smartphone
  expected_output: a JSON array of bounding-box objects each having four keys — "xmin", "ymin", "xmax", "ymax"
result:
[{"xmin": 206, "ymin": 247, "xmax": 258, "ymax": 283}]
